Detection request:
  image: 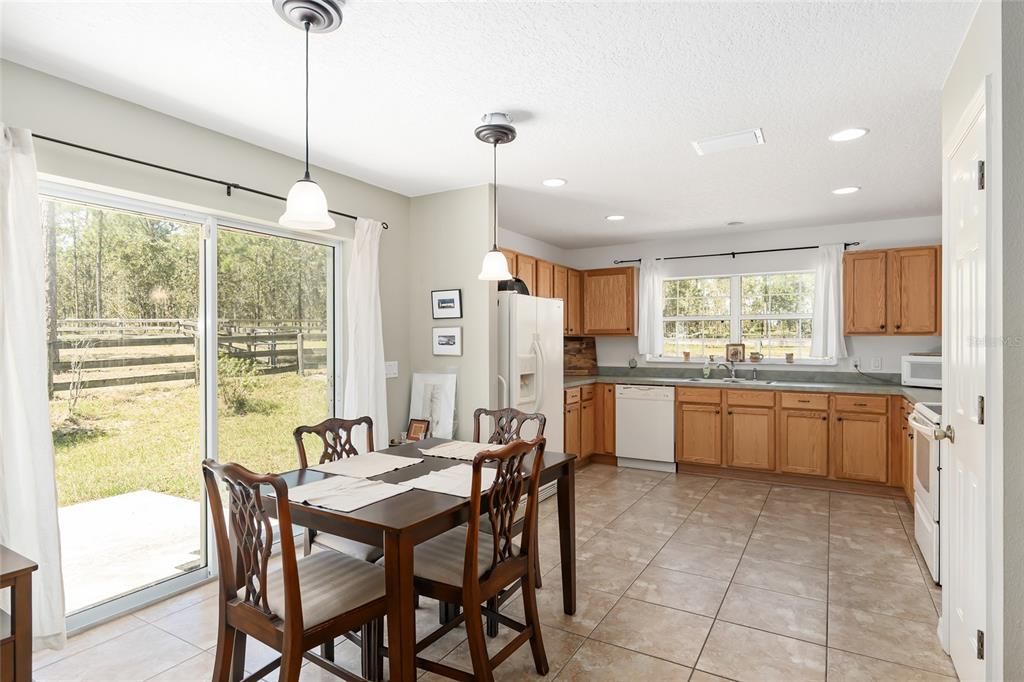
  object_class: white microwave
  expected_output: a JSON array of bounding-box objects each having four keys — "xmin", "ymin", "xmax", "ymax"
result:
[{"xmin": 901, "ymin": 355, "xmax": 942, "ymax": 388}]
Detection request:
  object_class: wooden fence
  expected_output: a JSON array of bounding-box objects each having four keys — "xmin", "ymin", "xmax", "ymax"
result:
[{"xmin": 51, "ymin": 319, "xmax": 328, "ymax": 394}]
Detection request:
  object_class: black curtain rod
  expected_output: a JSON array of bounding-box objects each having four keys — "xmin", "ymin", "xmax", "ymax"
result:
[
  {"xmin": 613, "ymin": 241, "xmax": 860, "ymax": 265},
  {"xmin": 30, "ymin": 133, "xmax": 388, "ymax": 229}
]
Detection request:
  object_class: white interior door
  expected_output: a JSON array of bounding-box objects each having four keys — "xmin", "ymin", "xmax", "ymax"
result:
[{"xmin": 944, "ymin": 93, "xmax": 987, "ymax": 682}]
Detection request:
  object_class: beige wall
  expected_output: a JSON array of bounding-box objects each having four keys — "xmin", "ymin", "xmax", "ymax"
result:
[
  {"xmin": 407, "ymin": 185, "xmax": 494, "ymax": 440},
  {"xmin": 0, "ymin": 60, "xmax": 413, "ymax": 438}
]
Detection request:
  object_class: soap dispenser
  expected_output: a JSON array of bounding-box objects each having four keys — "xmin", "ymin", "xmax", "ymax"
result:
[{"xmin": 702, "ymin": 357, "xmax": 711, "ymax": 379}]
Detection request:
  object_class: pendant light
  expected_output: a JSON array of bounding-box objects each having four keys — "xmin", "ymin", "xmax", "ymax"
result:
[
  {"xmin": 476, "ymin": 113, "xmax": 516, "ymax": 281},
  {"xmin": 275, "ymin": 0, "xmax": 343, "ymax": 231}
]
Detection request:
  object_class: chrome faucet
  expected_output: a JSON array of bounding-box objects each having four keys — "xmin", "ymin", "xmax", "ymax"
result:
[{"xmin": 716, "ymin": 361, "xmax": 737, "ymax": 379}]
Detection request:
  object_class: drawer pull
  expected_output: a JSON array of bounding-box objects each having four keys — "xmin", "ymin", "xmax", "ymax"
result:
[
  {"xmin": 854, "ymin": 402, "xmax": 868, "ymax": 407},
  {"xmin": 798, "ymin": 399, "xmax": 811, "ymax": 403}
]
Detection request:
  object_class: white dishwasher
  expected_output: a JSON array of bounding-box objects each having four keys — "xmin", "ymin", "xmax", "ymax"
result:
[{"xmin": 615, "ymin": 385, "xmax": 676, "ymax": 472}]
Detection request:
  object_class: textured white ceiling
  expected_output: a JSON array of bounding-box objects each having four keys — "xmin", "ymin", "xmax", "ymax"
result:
[{"xmin": 1, "ymin": 1, "xmax": 977, "ymax": 248}]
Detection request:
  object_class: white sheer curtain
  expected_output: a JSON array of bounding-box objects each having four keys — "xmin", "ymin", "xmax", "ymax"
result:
[
  {"xmin": 342, "ymin": 218, "xmax": 390, "ymax": 441},
  {"xmin": 637, "ymin": 257, "xmax": 664, "ymax": 357},
  {"xmin": 0, "ymin": 126, "xmax": 67, "ymax": 650},
  {"xmin": 811, "ymin": 244, "xmax": 848, "ymax": 361}
]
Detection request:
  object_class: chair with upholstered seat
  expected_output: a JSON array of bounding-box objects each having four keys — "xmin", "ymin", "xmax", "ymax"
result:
[
  {"xmin": 410, "ymin": 438, "xmax": 548, "ymax": 682},
  {"xmin": 202, "ymin": 459, "xmax": 387, "ymax": 682},
  {"xmin": 293, "ymin": 417, "xmax": 384, "ymax": 564}
]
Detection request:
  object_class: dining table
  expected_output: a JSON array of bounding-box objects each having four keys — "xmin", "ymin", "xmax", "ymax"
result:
[{"xmin": 267, "ymin": 437, "xmax": 578, "ymax": 682}]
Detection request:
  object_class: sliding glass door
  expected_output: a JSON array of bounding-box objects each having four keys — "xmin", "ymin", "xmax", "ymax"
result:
[
  {"xmin": 215, "ymin": 226, "xmax": 335, "ymax": 474},
  {"xmin": 41, "ymin": 193, "xmax": 205, "ymax": 616},
  {"xmin": 41, "ymin": 186, "xmax": 339, "ymax": 627}
]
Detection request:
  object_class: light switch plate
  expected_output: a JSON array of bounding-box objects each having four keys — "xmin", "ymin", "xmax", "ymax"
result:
[
  {"xmin": 385, "ymin": 361, "xmax": 399, "ymax": 379},
  {"xmin": 870, "ymin": 357, "xmax": 883, "ymax": 371}
]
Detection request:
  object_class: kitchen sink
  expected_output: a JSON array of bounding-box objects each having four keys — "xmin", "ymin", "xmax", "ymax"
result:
[{"xmin": 683, "ymin": 377, "xmax": 776, "ymax": 385}]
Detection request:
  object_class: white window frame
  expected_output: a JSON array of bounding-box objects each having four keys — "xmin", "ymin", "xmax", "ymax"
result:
[{"xmin": 651, "ymin": 269, "xmax": 835, "ymax": 366}]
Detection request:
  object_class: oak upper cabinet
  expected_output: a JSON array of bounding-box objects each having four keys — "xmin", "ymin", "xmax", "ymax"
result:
[
  {"xmin": 566, "ymin": 269, "xmax": 583, "ymax": 335},
  {"xmin": 778, "ymin": 410, "xmax": 829, "ymax": 476},
  {"xmin": 843, "ymin": 250, "xmax": 888, "ymax": 334},
  {"xmin": 553, "ymin": 265, "xmax": 569, "ymax": 331},
  {"xmin": 582, "ymin": 267, "xmax": 636, "ymax": 335},
  {"xmin": 832, "ymin": 394, "xmax": 889, "ymax": 483},
  {"xmin": 500, "ymin": 248, "xmax": 517, "ymax": 277},
  {"xmin": 535, "ymin": 259, "xmax": 554, "ymax": 298},
  {"xmin": 888, "ymin": 246, "xmax": 941, "ymax": 335},
  {"xmin": 601, "ymin": 383, "xmax": 616, "ymax": 455},
  {"xmin": 516, "ymin": 254, "xmax": 537, "ymax": 294}
]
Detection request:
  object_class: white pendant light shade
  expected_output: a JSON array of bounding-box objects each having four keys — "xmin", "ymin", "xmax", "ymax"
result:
[
  {"xmin": 478, "ymin": 248, "xmax": 513, "ymax": 281},
  {"xmin": 280, "ymin": 178, "xmax": 336, "ymax": 230}
]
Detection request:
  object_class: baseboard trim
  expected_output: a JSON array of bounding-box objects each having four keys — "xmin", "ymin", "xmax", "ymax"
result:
[{"xmin": 675, "ymin": 463, "xmax": 908, "ymax": 499}]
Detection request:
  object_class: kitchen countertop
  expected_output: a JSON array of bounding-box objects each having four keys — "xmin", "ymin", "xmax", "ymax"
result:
[{"xmin": 564, "ymin": 374, "xmax": 941, "ymax": 404}]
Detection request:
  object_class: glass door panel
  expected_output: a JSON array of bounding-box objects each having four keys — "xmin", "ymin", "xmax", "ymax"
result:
[
  {"xmin": 215, "ymin": 227, "xmax": 334, "ymax": 474},
  {"xmin": 42, "ymin": 195, "xmax": 205, "ymax": 614}
]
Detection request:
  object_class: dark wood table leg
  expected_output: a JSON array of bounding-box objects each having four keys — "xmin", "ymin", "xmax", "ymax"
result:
[
  {"xmin": 383, "ymin": 530, "xmax": 416, "ymax": 682},
  {"xmin": 556, "ymin": 462, "xmax": 577, "ymax": 615},
  {"xmin": 12, "ymin": 573, "xmax": 31, "ymax": 682}
]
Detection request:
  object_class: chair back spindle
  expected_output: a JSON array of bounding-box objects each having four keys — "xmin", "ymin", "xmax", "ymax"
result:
[
  {"xmin": 465, "ymin": 438, "xmax": 546, "ymax": 583},
  {"xmin": 293, "ymin": 416, "xmax": 374, "ymax": 468},
  {"xmin": 473, "ymin": 407, "xmax": 547, "ymax": 445},
  {"xmin": 202, "ymin": 460, "xmax": 300, "ymax": 623}
]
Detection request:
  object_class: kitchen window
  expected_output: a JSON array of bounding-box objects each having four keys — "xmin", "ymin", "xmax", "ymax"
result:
[{"xmin": 660, "ymin": 271, "xmax": 818, "ymax": 361}]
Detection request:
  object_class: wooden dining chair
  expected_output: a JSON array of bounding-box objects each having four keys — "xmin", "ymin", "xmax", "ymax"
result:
[
  {"xmin": 293, "ymin": 417, "xmax": 385, "ymax": 563},
  {"xmin": 473, "ymin": 407, "xmax": 547, "ymax": 597},
  {"xmin": 202, "ymin": 459, "xmax": 387, "ymax": 682},
  {"xmin": 409, "ymin": 438, "xmax": 549, "ymax": 682}
]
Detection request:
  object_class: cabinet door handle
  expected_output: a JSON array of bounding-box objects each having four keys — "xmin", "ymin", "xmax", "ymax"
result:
[
  {"xmin": 895, "ymin": 324, "xmax": 902, "ymax": 330},
  {"xmin": 715, "ymin": 410, "xmax": 720, "ymax": 414},
  {"xmin": 727, "ymin": 410, "xmax": 733, "ymax": 415},
  {"xmin": 836, "ymin": 416, "xmax": 843, "ymax": 422},
  {"xmin": 821, "ymin": 416, "xmax": 828, "ymax": 421},
  {"xmin": 880, "ymin": 324, "xmax": 886, "ymax": 330}
]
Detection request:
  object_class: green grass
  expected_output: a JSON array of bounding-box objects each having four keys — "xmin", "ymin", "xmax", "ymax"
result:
[{"xmin": 51, "ymin": 374, "xmax": 332, "ymax": 507}]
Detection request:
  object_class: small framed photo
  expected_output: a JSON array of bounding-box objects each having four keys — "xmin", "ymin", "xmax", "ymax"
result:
[
  {"xmin": 406, "ymin": 419, "xmax": 430, "ymax": 441},
  {"xmin": 431, "ymin": 289, "xmax": 463, "ymax": 319},
  {"xmin": 726, "ymin": 343, "xmax": 746, "ymax": 362},
  {"xmin": 432, "ymin": 326, "xmax": 462, "ymax": 356}
]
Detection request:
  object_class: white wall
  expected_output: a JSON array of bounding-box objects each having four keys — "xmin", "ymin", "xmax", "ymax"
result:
[
  {"xmin": 497, "ymin": 226, "xmax": 570, "ymax": 265},
  {"xmin": 407, "ymin": 185, "xmax": 494, "ymax": 440},
  {"xmin": 0, "ymin": 59, "xmax": 414, "ymax": 438},
  {"xmin": 942, "ymin": 1, "xmax": 1023, "ymax": 676},
  {"xmin": 563, "ymin": 215, "xmax": 942, "ymax": 373}
]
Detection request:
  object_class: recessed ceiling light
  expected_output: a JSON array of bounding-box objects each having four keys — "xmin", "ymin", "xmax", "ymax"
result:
[
  {"xmin": 832, "ymin": 186, "xmax": 861, "ymax": 195},
  {"xmin": 542, "ymin": 178, "xmax": 567, "ymax": 187},
  {"xmin": 727, "ymin": 221, "xmax": 744, "ymax": 226},
  {"xmin": 828, "ymin": 128, "xmax": 869, "ymax": 142},
  {"xmin": 605, "ymin": 215, "xmax": 625, "ymax": 221}
]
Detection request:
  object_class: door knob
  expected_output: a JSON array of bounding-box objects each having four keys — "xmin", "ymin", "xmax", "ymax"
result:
[{"xmin": 934, "ymin": 425, "xmax": 955, "ymax": 443}]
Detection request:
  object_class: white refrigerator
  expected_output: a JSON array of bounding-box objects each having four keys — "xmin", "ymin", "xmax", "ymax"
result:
[{"xmin": 493, "ymin": 292, "xmax": 564, "ymax": 454}]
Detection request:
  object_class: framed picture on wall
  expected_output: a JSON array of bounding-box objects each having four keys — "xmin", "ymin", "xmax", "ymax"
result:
[
  {"xmin": 432, "ymin": 326, "xmax": 463, "ymax": 356},
  {"xmin": 431, "ymin": 289, "xmax": 463, "ymax": 319}
]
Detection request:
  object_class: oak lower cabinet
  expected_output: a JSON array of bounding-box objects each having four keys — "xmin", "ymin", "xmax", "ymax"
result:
[
  {"xmin": 676, "ymin": 403, "xmax": 722, "ymax": 465},
  {"xmin": 725, "ymin": 406, "xmax": 776, "ymax": 470},
  {"xmin": 777, "ymin": 410, "xmax": 829, "ymax": 476},
  {"xmin": 581, "ymin": 397, "xmax": 596, "ymax": 457},
  {"xmin": 832, "ymin": 411, "xmax": 889, "ymax": 483},
  {"xmin": 598, "ymin": 383, "xmax": 616, "ymax": 455},
  {"xmin": 564, "ymin": 400, "xmax": 580, "ymax": 457}
]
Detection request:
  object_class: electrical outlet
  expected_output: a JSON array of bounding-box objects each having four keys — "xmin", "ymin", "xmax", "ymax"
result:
[
  {"xmin": 870, "ymin": 357, "xmax": 883, "ymax": 371},
  {"xmin": 849, "ymin": 356, "xmax": 861, "ymax": 369}
]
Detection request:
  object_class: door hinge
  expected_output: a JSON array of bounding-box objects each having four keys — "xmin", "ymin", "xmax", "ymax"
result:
[
  {"xmin": 978, "ymin": 160, "xmax": 986, "ymax": 190},
  {"xmin": 978, "ymin": 395, "xmax": 985, "ymax": 425},
  {"xmin": 977, "ymin": 629, "xmax": 985, "ymax": 659}
]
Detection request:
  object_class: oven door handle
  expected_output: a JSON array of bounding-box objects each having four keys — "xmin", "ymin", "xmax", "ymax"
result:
[{"xmin": 908, "ymin": 412, "xmax": 940, "ymax": 440}]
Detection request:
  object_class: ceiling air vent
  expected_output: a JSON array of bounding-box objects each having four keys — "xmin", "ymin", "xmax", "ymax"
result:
[{"xmin": 692, "ymin": 128, "xmax": 765, "ymax": 156}]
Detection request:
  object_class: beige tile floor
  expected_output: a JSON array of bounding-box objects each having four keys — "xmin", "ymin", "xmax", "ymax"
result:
[{"xmin": 33, "ymin": 464, "xmax": 954, "ymax": 681}]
